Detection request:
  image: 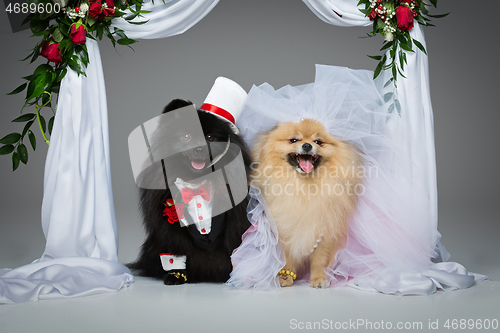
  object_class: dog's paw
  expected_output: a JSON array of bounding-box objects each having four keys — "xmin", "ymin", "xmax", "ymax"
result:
[
  {"xmin": 310, "ymin": 277, "xmax": 330, "ymax": 289},
  {"xmin": 163, "ymin": 270, "xmax": 187, "ymax": 285},
  {"xmin": 279, "ymin": 274, "xmax": 294, "ymax": 287}
]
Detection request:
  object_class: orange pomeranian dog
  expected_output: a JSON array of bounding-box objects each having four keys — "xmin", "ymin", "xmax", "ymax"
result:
[{"xmin": 251, "ymin": 119, "xmax": 363, "ymax": 288}]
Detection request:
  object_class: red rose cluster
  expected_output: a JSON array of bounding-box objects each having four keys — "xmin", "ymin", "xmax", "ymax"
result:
[
  {"xmin": 368, "ymin": 0, "xmax": 417, "ymax": 32},
  {"xmin": 89, "ymin": 0, "xmax": 115, "ymax": 21},
  {"xmin": 163, "ymin": 198, "xmax": 185, "ymax": 224}
]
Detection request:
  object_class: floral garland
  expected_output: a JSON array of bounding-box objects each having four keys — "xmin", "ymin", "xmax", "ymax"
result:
[
  {"xmin": 0, "ymin": 0, "xmax": 148, "ymax": 170},
  {"xmin": 358, "ymin": 0, "xmax": 448, "ymax": 85}
]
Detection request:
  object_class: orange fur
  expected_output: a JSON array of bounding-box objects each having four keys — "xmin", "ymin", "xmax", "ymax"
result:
[{"xmin": 251, "ymin": 119, "xmax": 363, "ymax": 288}]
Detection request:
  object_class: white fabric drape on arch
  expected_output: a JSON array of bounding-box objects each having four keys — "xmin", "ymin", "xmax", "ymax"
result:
[
  {"xmin": 302, "ymin": 0, "xmax": 439, "ymax": 228},
  {"xmin": 0, "ymin": 0, "xmax": 220, "ymax": 304},
  {"xmin": 227, "ymin": 0, "xmax": 485, "ymax": 295}
]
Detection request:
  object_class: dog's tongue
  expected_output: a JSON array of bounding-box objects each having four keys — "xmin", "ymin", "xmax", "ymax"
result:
[
  {"xmin": 191, "ymin": 160, "xmax": 206, "ymax": 170},
  {"xmin": 299, "ymin": 155, "xmax": 314, "ymax": 172}
]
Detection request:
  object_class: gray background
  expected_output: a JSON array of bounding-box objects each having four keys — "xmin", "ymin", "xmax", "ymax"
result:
[
  {"xmin": 1, "ymin": 2, "xmax": 499, "ymax": 332},
  {"xmin": 0, "ymin": 0, "xmax": 498, "ymax": 277}
]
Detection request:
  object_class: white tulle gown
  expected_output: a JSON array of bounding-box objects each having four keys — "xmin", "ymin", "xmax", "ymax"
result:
[{"xmin": 227, "ymin": 64, "xmax": 485, "ymax": 295}]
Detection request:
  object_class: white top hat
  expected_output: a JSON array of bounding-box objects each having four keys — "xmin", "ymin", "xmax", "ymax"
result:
[{"xmin": 200, "ymin": 77, "xmax": 247, "ymax": 134}]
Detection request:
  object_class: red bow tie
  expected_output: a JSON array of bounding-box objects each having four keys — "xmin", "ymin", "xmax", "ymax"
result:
[{"xmin": 181, "ymin": 184, "xmax": 211, "ymax": 203}]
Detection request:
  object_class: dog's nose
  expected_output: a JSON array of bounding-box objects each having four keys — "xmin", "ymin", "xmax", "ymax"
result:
[
  {"xmin": 195, "ymin": 147, "xmax": 204, "ymax": 155},
  {"xmin": 302, "ymin": 143, "xmax": 312, "ymax": 152}
]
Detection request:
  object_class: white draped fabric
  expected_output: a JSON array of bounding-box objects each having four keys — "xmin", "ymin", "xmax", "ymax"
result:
[
  {"xmin": 0, "ymin": 0, "xmax": 219, "ymax": 304},
  {"xmin": 227, "ymin": 1, "xmax": 485, "ymax": 295},
  {"xmin": 302, "ymin": 0, "xmax": 438, "ymax": 229}
]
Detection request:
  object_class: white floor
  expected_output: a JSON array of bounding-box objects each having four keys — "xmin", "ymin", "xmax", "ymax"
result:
[
  {"xmin": 1, "ymin": 210, "xmax": 499, "ymax": 333},
  {"xmin": 1, "ymin": 277, "xmax": 499, "ymax": 333}
]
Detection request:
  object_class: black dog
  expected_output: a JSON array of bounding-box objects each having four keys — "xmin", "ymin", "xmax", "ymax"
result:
[{"xmin": 128, "ymin": 99, "xmax": 251, "ymax": 285}]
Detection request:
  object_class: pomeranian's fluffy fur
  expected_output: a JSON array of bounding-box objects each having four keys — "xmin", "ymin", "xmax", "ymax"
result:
[
  {"xmin": 251, "ymin": 119, "xmax": 363, "ymax": 288},
  {"xmin": 128, "ymin": 99, "xmax": 251, "ymax": 285}
]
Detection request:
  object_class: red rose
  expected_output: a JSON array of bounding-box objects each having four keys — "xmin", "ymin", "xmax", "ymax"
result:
[
  {"xmin": 89, "ymin": 0, "xmax": 115, "ymax": 20},
  {"xmin": 89, "ymin": 0, "xmax": 103, "ymax": 19},
  {"xmin": 163, "ymin": 198, "xmax": 185, "ymax": 224},
  {"xmin": 40, "ymin": 42, "xmax": 62, "ymax": 65},
  {"xmin": 102, "ymin": 6, "xmax": 115, "ymax": 18},
  {"xmin": 395, "ymin": 5, "xmax": 414, "ymax": 31},
  {"xmin": 70, "ymin": 24, "xmax": 87, "ymax": 45},
  {"xmin": 368, "ymin": 8, "xmax": 377, "ymax": 21}
]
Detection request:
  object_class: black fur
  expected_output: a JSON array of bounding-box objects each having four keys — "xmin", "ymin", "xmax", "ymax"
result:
[{"xmin": 128, "ymin": 99, "xmax": 251, "ymax": 284}]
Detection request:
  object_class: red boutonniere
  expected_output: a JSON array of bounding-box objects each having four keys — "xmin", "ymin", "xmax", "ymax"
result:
[{"xmin": 163, "ymin": 198, "xmax": 185, "ymax": 224}]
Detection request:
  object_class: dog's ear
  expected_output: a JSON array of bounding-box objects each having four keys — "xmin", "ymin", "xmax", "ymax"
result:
[{"xmin": 163, "ymin": 99, "xmax": 193, "ymax": 114}]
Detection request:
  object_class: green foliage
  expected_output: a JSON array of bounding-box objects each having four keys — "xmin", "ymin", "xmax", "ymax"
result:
[
  {"xmin": 4, "ymin": 0, "xmax": 151, "ymax": 170},
  {"xmin": 358, "ymin": 0, "xmax": 449, "ymax": 85}
]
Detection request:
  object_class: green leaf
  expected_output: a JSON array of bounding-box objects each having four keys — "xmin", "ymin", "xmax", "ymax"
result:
[
  {"xmin": 399, "ymin": 43, "xmax": 414, "ymax": 52},
  {"xmin": 34, "ymin": 64, "xmax": 52, "ymax": 76},
  {"xmin": 367, "ymin": 55, "xmax": 383, "ymax": 61},
  {"xmin": 97, "ymin": 24, "xmax": 104, "ymax": 40},
  {"xmin": 76, "ymin": 47, "xmax": 89, "ymax": 67},
  {"xmin": 395, "ymin": 99, "xmax": 402, "ymax": 114},
  {"xmin": 22, "ymin": 120, "xmax": 35, "ymax": 137},
  {"xmin": 53, "ymin": 28, "xmax": 64, "ymax": 43},
  {"xmin": 430, "ymin": 0, "xmax": 438, "ymax": 7},
  {"xmin": 12, "ymin": 152, "xmax": 20, "ymax": 171},
  {"xmin": 22, "ymin": 74, "xmax": 40, "ymax": 81},
  {"xmin": 30, "ymin": 19, "xmax": 49, "ymax": 34},
  {"xmin": 374, "ymin": 61, "xmax": 383, "ymax": 79},
  {"xmin": 87, "ymin": 17, "xmax": 97, "ymax": 27},
  {"xmin": 30, "ymin": 47, "xmax": 39, "ymax": 64},
  {"xmin": 0, "ymin": 145, "xmax": 15, "ymax": 155},
  {"xmin": 20, "ymin": 51, "xmax": 35, "ymax": 62},
  {"xmin": 31, "ymin": 30, "xmax": 50, "ymax": 37},
  {"xmin": 416, "ymin": 15, "xmax": 427, "ymax": 26},
  {"xmin": 17, "ymin": 144, "xmax": 28, "ymax": 164},
  {"xmin": 12, "ymin": 113, "xmax": 36, "ymax": 123},
  {"xmin": 26, "ymin": 74, "xmax": 47, "ymax": 101},
  {"xmin": 28, "ymin": 130, "xmax": 37, "ymax": 151},
  {"xmin": 413, "ymin": 39, "xmax": 427, "ymax": 55},
  {"xmin": 384, "ymin": 79, "xmax": 393, "ymax": 88},
  {"xmin": 7, "ymin": 83, "xmax": 27, "ymax": 95},
  {"xmin": 56, "ymin": 68, "xmax": 68, "ymax": 82},
  {"xmin": 390, "ymin": 46, "xmax": 396, "ymax": 59},
  {"xmin": 399, "ymin": 51, "xmax": 405, "ymax": 71},
  {"xmin": 117, "ymin": 38, "xmax": 137, "ymax": 45},
  {"xmin": 40, "ymin": 115, "xmax": 47, "ymax": 134},
  {"xmin": 48, "ymin": 116, "xmax": 55, "ymax": 136},
  {"xmin": 127, "ymin": 20, "xmax": 149, "ymax": 25},
  {"xmin": 380, "ymin": 41, "xmax": 393, "ymax": 51},
  {"xmin": 384, "ymin": 92, "xmax": 394, "ymax": 103},
  {"xmin": 42, "ymin": 91, "xmax": 51, "ymax": 106},
  {"xmin": 388, "ymin": 103, "xmax": 395, "ymax": 114},
  {"xmin": 0, "ymin": 133, "xmax": 22, "ymax": 145},
  {"xmin": 124, "ymin": 13, "xmax": 138, "ymax": 21},
  {"xmin": 428, "ymin": 12, "xmax": 450, "ymax": 18}
]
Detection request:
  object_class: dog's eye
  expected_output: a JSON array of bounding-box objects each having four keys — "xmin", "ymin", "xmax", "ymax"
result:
[
  {"xmin": 289, "ymin": 138, "xmax": 299, "ymax": 143},
  {"xmin": 206, "ymin": 134, "xmax": 214, "ymax": 142},
  {"xmin": 180, "ymin": 134, "xmax": 191, "ymax": 143},
  {"xmin": 314, "ymin": 140, "xmax": 323, "ymax": 146}
]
